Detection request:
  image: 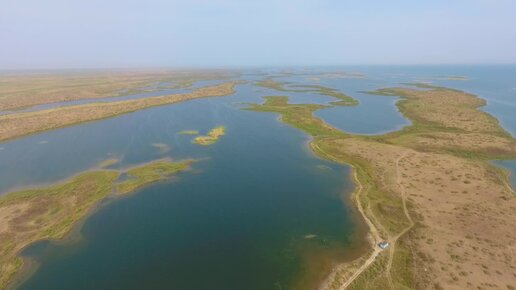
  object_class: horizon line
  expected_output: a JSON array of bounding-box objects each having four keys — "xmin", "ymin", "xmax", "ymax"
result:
[{"xmin": 2, "ymin": 63, "xmax": 516, "ymax": 73}]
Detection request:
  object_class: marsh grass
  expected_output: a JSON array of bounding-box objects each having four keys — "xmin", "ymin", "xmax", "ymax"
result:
[{"xmin": 116, "ymin": 160, "xmax": 192, "ymax": 194}]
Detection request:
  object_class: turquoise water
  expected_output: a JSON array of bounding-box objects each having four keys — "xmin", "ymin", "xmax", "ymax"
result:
[{"xmin": 1, "ymin": 66, "xmax": 514, "ymax": 290}]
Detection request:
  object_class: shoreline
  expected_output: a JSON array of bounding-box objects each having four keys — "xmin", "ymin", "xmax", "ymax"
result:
[
  {"xmin": 310, "ymin": 142, "xmax": 382, "ymax": 290},
  {"xmin": 246, "ymin": 83, "xmax": 516, "ymax": 289},
  {"xmin": 0, "ymin": 82, "xmax": 237, "ymax": 143},
  {"xmin": 0, "ymin": 159, "xmax": 192, "ymax": 290}
]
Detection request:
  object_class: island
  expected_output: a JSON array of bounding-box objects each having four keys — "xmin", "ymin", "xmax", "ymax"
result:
[
  {"xmin": 0, "ymin": 158, "xmax": 192, "ymax": 289},
  {"xmin": 246, "ymin": 84, "xmax": 516, "ymax": 290},
  {"xmin": 193, "ymin": 126, "xmax": 226, "ymax": 145}
]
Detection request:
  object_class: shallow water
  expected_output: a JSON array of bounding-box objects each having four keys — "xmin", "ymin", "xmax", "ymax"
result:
[{"xmin": 2, "ymin": 66, "xmax": 515, "ymax": 290}]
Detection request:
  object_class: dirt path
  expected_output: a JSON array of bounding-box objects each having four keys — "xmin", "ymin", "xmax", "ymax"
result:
[
  {"xmin": 335, "ymin": 167, "xmax": 383, "ymax": 290},
  {"xmin": 385, "ymin": 152, "xmax": 415, "ymax": 288},
  {"xmin": 312, "ymin": 143, "xmax": 383, "ymax": 290}
]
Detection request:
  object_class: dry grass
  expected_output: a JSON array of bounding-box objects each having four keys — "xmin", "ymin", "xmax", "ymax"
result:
[
  {"xmin": 247, "ymin": 85, "xmax": 516, "ymax": 290},
  {"xmin": 0, "ymin": 70, "xmax": 234, "ymax": 111},
  {"xmin": 391, "ymin": 132, "xmax": 516, "ymax": 158},
  {"xmin": 0, "ymin": 82, "xmax": 236, "ymax": 142},
  {"xmin": 376, "ymin": 87, "xmax": 509, "ymax": 135}
]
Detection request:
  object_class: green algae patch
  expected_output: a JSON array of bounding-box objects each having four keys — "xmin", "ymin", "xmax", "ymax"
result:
[
  {"xmin": 116, "ymin": 160, "xmax": 192, "ymax": 195},
  {"xmin": 193, "ymin": 126, "xmax": 226, "ymax": 145},
  {"xmin": 178, "ymin": 130, "xmax": 199, "ymax": 135}
]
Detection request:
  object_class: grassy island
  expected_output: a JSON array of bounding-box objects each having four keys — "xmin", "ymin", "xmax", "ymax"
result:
[
  {"xmin": 193, "ymin": 126, "xmax": 226, "ymax": 145},
  {"xmin": 246, "ymin": 84, "xmax": 516, "ymax": 290},
  {"xmin": 0, "ymin": 159, "xmax": 192, "ymax": 289}
]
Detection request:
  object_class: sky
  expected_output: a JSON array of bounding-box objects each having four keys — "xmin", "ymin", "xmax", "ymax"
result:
[{"xmin": 1, "ymin": 0, "xmax": 516, "ymax": 69}]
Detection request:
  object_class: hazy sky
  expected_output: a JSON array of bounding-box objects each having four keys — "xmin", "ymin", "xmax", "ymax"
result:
[{"xmin": 1, "ymin": 0, "xmax": 516, "ymax": 69}]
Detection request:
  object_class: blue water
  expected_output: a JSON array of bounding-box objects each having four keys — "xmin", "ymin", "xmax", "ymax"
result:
[
  {"xmin": 6, "ymin": 83, "xmax": 362, "ymax": 290},
  {"xmin": 1, "ymin": 66, "xmax": 514, "ymax": 290}
]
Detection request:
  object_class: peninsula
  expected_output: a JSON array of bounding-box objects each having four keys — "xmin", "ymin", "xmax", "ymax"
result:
[
  {"xmin": 0, "ymin": 159, "xmax": 192, "ymax": 289},
  {"xmin": 0, "ymin": 82, "xmax": 236, "ymax": 142},
  {"xmin": 246, "ymin": 84, "xmax": 516, "ymax": 290}
]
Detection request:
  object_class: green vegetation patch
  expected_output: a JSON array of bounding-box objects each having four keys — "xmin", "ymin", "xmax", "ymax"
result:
[
  {"xmin": 256, "ymin": 79, "xmax": 359, "ymax": 107},
  {"xmin": 291, "ymin": 85, "xmax": 359, "ymax": 106},
  {"xmin": 193, "ymin": 126, "xmax": 226, "ymax": 145},
  {"xmin": 245, "ymin": 96, "xmax": 345, "ymax": 137},
  {"xmin": 347, "ymin": 253, "xmax": 390, "ymax": 290},
  {"xmin": 116, "ymin": 160, "xmax": 192, "ymax": 194},
  {"xmin": 0, "ymin": 170, "xmax": 120, "ymax": 289},
  {"xmin": 390, "ymin": 238, "xmax": 416, "ymax": 289},
  {"xmin": 0, "ymin": 158, "xmax": 193, "ymax": 289}
]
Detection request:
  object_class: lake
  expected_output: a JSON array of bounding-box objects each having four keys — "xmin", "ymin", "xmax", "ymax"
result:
[{"xmin": 1, "ymin": 65, "xmax": 514, "ymax": 290}]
